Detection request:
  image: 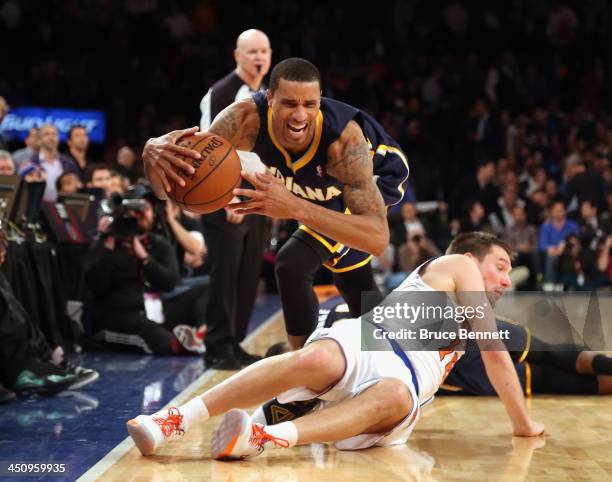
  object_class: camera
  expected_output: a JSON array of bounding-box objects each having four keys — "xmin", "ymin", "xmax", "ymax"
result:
[{"xmin": 100, "ymin": 194, "xmax": 147, "ymax": 240}]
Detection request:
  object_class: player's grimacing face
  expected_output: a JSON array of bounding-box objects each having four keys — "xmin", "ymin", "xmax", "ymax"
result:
[
  {"xmin": 268, "ymin": 79, "xmax": 321, "ymax": 152},
  {"xmin": 477, "ymin": 245, "xmax": 512, "ymax": 304}
]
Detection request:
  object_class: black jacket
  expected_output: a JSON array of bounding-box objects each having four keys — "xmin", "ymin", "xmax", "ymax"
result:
[{"xmin": 84, "ymin": 233, "xmax": 179, "ymax": 319}]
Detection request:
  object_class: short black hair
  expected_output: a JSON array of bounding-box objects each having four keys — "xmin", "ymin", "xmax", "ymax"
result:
[
  {"xmin": 85, "ymin": 162, "xmax": 111, "ymax": 183},
  {"xmin": 68, "ymin": 124, "xmax": 87, "ymax": 140},
  {"xmin": 269, "ymin": 58, "xmax": 321, "ymax": 91},
  {"xmin": 446, "ymin": 231, "xmax": 514, "ymax": 261},
  {"xmin": 56, "ymin": 171, "xmax": 77, "ymax": 192}
]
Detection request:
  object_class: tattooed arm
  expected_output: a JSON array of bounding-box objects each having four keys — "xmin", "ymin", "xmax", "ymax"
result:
[
  {"xmin": 142, "ymin": 99, "xmax": 260, "ymax": 199},
  {"xmin": 231, "ymin": 120, "xmax": 389, "ymax": 255},
  {"xmin": 208, "ymin": 99, "xmax": 260, "ymax": 151},
  {"xmin": 309, "ymin": 120, "xmax": 389, "ymax": 255}
]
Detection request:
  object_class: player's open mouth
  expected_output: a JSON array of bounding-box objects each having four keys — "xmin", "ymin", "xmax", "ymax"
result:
[{"xmin": 286, "ymin": 123, "xmax": 308, "ymax": 140}]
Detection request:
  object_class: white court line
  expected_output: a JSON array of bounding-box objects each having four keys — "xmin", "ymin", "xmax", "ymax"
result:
[{"xmin": 77, "ymin": 307, "xmax": 282, "ymax": 482}]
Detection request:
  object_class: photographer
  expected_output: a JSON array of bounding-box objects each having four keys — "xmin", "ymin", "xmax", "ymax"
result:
[{"xmin": 84, "ymin": 190, "xmax": 200, "ymax": 355}]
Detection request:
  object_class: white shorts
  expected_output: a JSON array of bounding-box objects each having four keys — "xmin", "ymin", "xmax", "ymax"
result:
[{"xmin": 277, "ymin": 318, "xmax": 420, "ymax": 450}]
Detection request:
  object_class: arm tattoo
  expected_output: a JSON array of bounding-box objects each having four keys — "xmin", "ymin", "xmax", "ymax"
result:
[
  {"xmin": 208, "ymin": 102, "xmax": 259, "ymax": 150},
  {"xmin": 209, "ymin": 108, "xmax": 239, "ymax": 142},
  {"xmin": 328, "ymin": 137, "xmax": 385, "ymax": 217}
]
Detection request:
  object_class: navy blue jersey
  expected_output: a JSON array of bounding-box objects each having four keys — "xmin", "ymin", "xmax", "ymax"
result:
[{"xmin": 251, "ymin": 91, "xmax": 409, "ymax": 213}]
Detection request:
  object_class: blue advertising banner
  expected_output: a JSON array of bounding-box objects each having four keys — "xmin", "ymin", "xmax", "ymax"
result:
[{"xmin": 0, "ymin": 107, "xmax": 106, "ymax": 143}]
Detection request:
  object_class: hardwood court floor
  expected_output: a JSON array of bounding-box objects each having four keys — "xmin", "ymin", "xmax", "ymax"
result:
[{"xmin": 90, "ymin": 312, "xmax": 612, "ymax": 482}]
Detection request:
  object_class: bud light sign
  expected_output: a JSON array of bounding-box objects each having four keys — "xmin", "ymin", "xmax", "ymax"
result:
[{"xmin": 0, "ymin": 107, "xmax": 106, "ymax": 143}]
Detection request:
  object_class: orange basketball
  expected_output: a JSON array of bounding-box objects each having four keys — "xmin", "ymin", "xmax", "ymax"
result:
[{"xmin": 169, "ymin": 133, "xmax": 241, "ymax": 214}]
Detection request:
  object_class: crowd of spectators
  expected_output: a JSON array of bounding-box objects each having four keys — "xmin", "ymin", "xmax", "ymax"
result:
[{"xmin": 1, "ymin": 0, "xmax": 611, "ymax": 400}]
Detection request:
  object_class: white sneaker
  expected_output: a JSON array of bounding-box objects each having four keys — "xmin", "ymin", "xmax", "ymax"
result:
[
  {"xmin": 173, "ymin": 325, "xmax": 205, "ymax": 354},
  {"xmin": 211, "ymin": 408, "xmax": 289, "ymax": 460},
  {"xmin": 127, "ymin": 407, "xmax": 185, "ymax": 456}
]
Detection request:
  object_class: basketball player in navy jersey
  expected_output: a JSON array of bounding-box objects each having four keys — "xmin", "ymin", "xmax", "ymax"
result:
[{"xmin": 143, "ymin": 57, "xmax": 409, "ymax": 350}]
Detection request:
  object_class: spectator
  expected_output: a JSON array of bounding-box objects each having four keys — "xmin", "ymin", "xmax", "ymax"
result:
[
  {"xmin": 557, "ymin": 234, "xmax": 599, "ymax": 291},
  {"xmin": 544, "ymin": 178, "xmax": 562, "ymax": 204},
  {"xmin": 109, "ymin": 171, "xmax": 129, "ymax": 195},
  {"xmin": 503, "ymin": 206, "xmax": 539, "ymax": 289},
  {"xmin": 56, "ymin": 172, "xmax": 82, "ymax": 194},
  {"xmin": 577, "ymin": 200, "xmax": 609, "ymax": 249},
  {"xmin": 467, "ymin": 98, "xmax": 505, "ymax": 164},
  {"xmin": 0, "ymin": 150, "xmax": 15, "ymax": 176},
  {"xmin": 449, "ymin": 160, "xmax": 499, "ymax": 223},
  {"xmin": 526, "ymin": 189, "xmax": 549, "ymax": 226},
  {"xmin": 489, "ymin": 185, "xmax": 525, "ymax": 233},
  {"xmin": 564, "ymin": 162, "xmax": 606, "ymax": 212},
  {"xmin": 539, "ymin": 201, "xmax": 579, "ymax": 285},
  {"xmin": 18, "ymin": 124, "xmax": 79, "ymax": 202},
  {"xmin": 0, "ymin": 226, "xmax": 86, "ymax": 402},
  {"xmin": 84, "ymin": 163, "xmax": 112, "ymax": 198},
  {"xmin": 459, "ymin": 200, "xmax": 491, "ymax": 233},
  {"xmin": 596, "ymin": 236, "xmax": 612, "ymax": 287},
  {"xmin": 391, "ymin": 202, "xmax": 427, "ymax": 246},
  {"xmin": 115, "ymin": 146, "xmax": 139, "ymax": 183},
  {"xmin": 66, "ymin": 125, "xmax": 91, "ymax": 181},
  {"xmin": 397, "ymin": 227, "xmax": 441, "ymax": 276},
  {"xmin": 11, "ymin": 127, "xmax": 39, "ymax": 169}
]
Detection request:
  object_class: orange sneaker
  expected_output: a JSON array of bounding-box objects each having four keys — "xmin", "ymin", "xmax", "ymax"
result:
[
  {"xmin": 211, "ymin": 408, "xmax": 289, "ymax": 460},
  {"xmin": 127, "ymin": 407, "xmax": 185, "ymax": 456}
]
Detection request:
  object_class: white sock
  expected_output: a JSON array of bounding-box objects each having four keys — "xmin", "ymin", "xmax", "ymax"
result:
[
  {"xmin": 178, "ymin": 397, "xmax": 209, "ymax": 428},
  {"xmin": 264, "ymin": 421, "xmax": 298, "ymax": 448}
]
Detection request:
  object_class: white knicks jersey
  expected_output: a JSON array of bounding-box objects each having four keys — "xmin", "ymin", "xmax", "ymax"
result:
[{"xmin": 395, "ymin": 260, "xmax": 464, "ymax": 403}]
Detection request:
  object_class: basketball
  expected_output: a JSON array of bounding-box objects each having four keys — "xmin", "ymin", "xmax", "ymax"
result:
[{"xmin": 169, "ymin": 133, "xmax": 241, "ymax": 214}]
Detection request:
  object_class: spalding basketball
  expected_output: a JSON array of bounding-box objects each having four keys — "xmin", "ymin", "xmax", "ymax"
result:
[{"xmin": 169, "ymin": 133, "xmax": 241, "ymax": 214}]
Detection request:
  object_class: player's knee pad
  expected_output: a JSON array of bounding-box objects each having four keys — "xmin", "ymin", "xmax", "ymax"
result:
[{"xmin": 274, "ymin": 238, "xmax": 321, "ymax": 285}]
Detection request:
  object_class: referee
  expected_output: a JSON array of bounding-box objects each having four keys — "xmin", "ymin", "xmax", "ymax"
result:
[{"xmin": 199, "ymin": 29, "xmax": 271, "ymax": 369}]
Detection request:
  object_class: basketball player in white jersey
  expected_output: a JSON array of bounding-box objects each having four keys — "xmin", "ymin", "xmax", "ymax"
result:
[{"xmin": 126, "ymin": 232, "xmax": 544, "ymax": 459}]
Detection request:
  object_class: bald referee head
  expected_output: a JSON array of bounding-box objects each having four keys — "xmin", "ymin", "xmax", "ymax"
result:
[{"xmin": 234, "ymin": 29, "xmax": 272, "ymax": 91}]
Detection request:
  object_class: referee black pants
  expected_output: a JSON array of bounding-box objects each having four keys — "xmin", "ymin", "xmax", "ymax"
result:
[{"xmin": 202, "ymin": 211, "xmax": 267, "ymax": 347}]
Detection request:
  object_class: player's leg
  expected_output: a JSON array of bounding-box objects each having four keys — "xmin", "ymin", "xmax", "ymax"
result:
[
  {"xmin": 290, "ymin": 377, "xmax": 412, "ymax": 444},
  {"xmin": 529, "ymin": 363, "xmax": 604, "ymax": 394},
  {"xmin": 575, "ymin": 352, "xmax": 612, "ymax": 376},
  {"xmin": 211, "ymin": 377, "xmax": 413, "ymax": 459},
  {"xmin": 332, "ymin": 261, "xmax": 384, "ymax": 318},
  {"xmin": 526, "ymin": 337, "xmax": 612, "ymax": 376},
  {"xmin": 126, "ymin": 339, "xmax": 345, "ymax": 455},
  {"xmin": 274, "ymin": 236, "xmax": 328, "ymax": 349}
]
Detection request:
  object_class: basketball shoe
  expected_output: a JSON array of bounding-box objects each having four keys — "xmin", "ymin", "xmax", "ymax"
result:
[
  {"xmin": 211, "ymin": 409, "xmax": 289, "ymax": 460},
  {"xmin": 127, "ymin": 407, "xmax": 185, "ymax": 456}
]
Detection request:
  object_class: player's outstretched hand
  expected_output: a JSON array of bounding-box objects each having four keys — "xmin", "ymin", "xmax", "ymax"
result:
[
  {"xmin": 513, "ymin": 420, "xmax": 545, "ymax": 437},
  {"xmin": 228, "ymin": 171, "xmax": 301, "ymax": 219},
  {"xmin": 142, "ymin": 127, "xmax": 199, "ymax": 192}
]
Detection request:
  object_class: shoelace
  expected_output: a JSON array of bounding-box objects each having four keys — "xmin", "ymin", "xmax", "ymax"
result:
[
  {"xmin": 153, "ymin": 407, "xmax": 185, "ymax": 438},
  {"xmin": 249, "ymin": 424, "xmax": 290, "ymax": 450}
]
